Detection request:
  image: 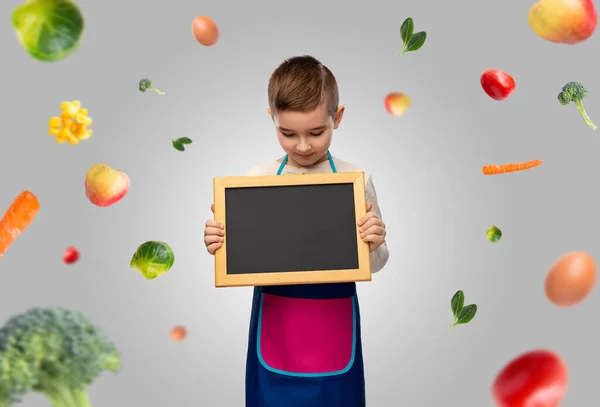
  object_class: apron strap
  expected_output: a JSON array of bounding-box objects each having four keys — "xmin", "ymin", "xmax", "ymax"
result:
[
  {"xmin": 327, "ymin": 150, "xmax": 337, "ymax": 173},
  {"xmin": 276, "ymin": 151, "xmax": 337, "ymax": 175},
  {"xmin": 276, "ymin": 155, "xmax": 288, "ymax": 175}
]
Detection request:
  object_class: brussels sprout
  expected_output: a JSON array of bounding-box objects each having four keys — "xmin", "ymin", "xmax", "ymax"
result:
[
  {"xmin": 12, "ymin": 0, "xmax": 84, "ymax": 62},
  {"xmin": 130, "ymin": 241, "xmax": 175, "ymax": 280}
]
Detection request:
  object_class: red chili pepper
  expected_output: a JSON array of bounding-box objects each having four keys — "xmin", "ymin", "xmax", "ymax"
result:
[
  {"xmin": 480, "ymin": 69, "xmax": 516, "ymax": 101},
  {"xmin": 492, "ymin": 349, "xmax": 568, "ymax": 407},
  {"xmin": 63, "ymin": 247, "xmax": 80, "ymax": 264}
]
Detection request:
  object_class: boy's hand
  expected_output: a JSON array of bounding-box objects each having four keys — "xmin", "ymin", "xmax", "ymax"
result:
[
  {"xmin": 204, "ymin": 204, "xmax": 224, "ymax": 255},
  {"xmin": 357, "ymin": 202, "xmax": 386, "ymax": 252}
]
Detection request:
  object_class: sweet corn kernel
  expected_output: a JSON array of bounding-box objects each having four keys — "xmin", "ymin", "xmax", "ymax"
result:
[
  {"xmin": 62, "ymin": 103, "xmax": 79, "ymax": 117},
  {"xmin": 49, "ymin": 128, "xmax": 60, "ymax": 136},
  {"xmin": 66, "ymin": 131, "xmax": 78, "ymax": 144},
  {"xmin": 71, "ymin": 122, "xmax": 82, "ymax": 134},
  {"xmin": 78, "ymin": 130, "xmax": 93, "ymax": 140},
  {"xmin": 71, "ymin": 100, "xmax": 81, "ymax": 109},
  {"xmin": 48, "ymin": 116, "xmax": 62, "ymax": 128},
  {"xmin": 79, "ymin": 108, "xmax": 88, "ymax": 116},
  {"xmin": 56, "ymin": 137, "xmax": 67, "ymax": 144},
  {"xmin": 75, "ymin": 114, "xmax": 91, "ymax": 126},
  {"xmin": 60, "ymin": 101, "xmax": 70, "ymax": 112},
  {"xmin": 59, "ymin": 127, "xmax": 72, "ymax": 138}
]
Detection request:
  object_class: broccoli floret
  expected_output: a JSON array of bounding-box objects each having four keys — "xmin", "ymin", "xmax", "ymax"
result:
[
  {"xmin": 0, "ymin": 307, "xmax": 120, "ymax": 407},
  {"xmin": 138, "ymin": 78, "xmax": 165, "ymax": 95},
  {"xmin": 0, "ymin": 349, "xmax": 36, "ymax": 407},
  {"xmin": 558, "ymin": 81, "xmax": 597, "ymax": 130}
]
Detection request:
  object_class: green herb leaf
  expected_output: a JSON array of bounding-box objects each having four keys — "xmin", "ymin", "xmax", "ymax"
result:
[
  {"xmin": 450, "ymin": 304, "xmax": 477, "ymax": 330},
  {"xmin": 486, "ymin": 225, "xmax": 502, "ymax": 242},
  {"xmin": 400, "ymin": 18, "xmax": 414, "ymax": 44},
  {"xmin": 171, "ymin": 140, "xmax": 185, "ymax": 151},
  {"xmin": 451, "ymin": 290, "xmax": 464, "ymax": 318},
  {"xmin": 176, "ymin": 137, "xmax": 193, "ymax": 144},
  {"xmin": 456, "ymin": 304, "xmax": 477, "ymax": 324},
  {"xmin": 405, "ymin": 31, "xmax": 427, "ymax": 52}
]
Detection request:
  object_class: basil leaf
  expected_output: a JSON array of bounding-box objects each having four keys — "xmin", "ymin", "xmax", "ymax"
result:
[
  {"xmin": 177, "ymin": 137, "xmax": 193, "ymax": 144},
  {"xmin": 400, "ymin": 18, "xmax": 414, "ymax": 44},
  {"xmin": 405, "ymin": 31, "xmax": 427, "ymax": 52},
  {"xmin": 456, "ymin": 304, "xmax": 477, "ymax": 325},
  {"xmin": 451, "ymin": 290, "xmax": 464, "ymax": 318},
  {"xmin": 172, "ymin": 141, "xmax": 185, "ymax": 151}
]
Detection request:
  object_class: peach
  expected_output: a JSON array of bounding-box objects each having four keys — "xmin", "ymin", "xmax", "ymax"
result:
[
  {"xmin": 85, "ymin": 164, "xmax": 130, "ymax": 207},
  {"xmin": 384, "ymin": 92, "xmax": 411, "ymax": 117},
  {"xmin": 529, "ymin": 0, "xmax": 597, "ymax": 44}
]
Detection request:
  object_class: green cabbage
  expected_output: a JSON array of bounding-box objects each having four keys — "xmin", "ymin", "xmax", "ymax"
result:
[
  {"xmin": 12, "ymin": 0, "xmax": 84, "ymax": 62},
  {"xmin": 130, "ymin": 241, "xmax": 175, "ymax": 280}
]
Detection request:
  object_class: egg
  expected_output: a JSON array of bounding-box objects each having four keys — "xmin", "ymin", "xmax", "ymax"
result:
[
  {"xmin": 170, "ymin": 325, "xmax": 187, "ymax": 342},
  {"xmin": 545, "ymin": 251, "xmax": 597, "ymax": 307},
  {"xmin": 192, "ymin": 16, "xmax": 219, "ymax": 46}
]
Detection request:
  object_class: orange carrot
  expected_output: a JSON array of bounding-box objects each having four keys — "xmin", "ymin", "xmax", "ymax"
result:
[
  {"xmin": 482, "ymin": 160, "xmax": 543, "ymax": 175},
  {"xmin": 0, "ymin": 191, "xmax": 40, "ymax": 259}
]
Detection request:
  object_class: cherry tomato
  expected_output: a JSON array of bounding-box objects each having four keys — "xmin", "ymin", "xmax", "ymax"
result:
[
  {"xmin": 492, "ymin": 349, "xmax": 568, "ymax": 407},
  {"xmin": 480, "ymin": 69, "xmax": 516, "ymax": 101},
  {"xmin": 63, "ymin": 247, "xmax": 79, "ymax": 264}
]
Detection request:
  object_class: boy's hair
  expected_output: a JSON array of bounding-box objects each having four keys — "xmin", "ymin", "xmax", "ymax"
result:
[{"xmin": 268, "ymin": 55, "xmax": 339, "ymax": 118}]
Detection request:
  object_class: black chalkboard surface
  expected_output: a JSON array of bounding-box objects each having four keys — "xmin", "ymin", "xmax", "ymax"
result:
[{"xmin": 213, "ymin": 172, "xmax": 371, "ymax": 287}]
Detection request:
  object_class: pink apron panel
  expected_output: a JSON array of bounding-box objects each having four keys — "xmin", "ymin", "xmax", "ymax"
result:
[{"xmin": 258, "ymin": 293, "xmax": 355, "ymax": 375}]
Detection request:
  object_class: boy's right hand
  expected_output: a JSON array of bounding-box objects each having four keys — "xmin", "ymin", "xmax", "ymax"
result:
[{"xmin": 204, "ymin": 204, "xmax": 224, "ymax": 255}]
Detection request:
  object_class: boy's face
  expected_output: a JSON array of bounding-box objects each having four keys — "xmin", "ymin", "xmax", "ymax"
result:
[{"xmin": 269, "ymin": 103, "xmax": 344, "ymax": 167}]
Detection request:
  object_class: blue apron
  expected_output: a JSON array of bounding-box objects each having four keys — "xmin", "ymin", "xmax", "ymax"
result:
[{"xmin": 245, "ymin": 151, "xmax": 366, "ymax": 407}]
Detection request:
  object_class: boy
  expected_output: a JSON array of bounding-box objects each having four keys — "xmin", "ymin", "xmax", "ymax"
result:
[{"xmin": 204, "ymin": 55, "xmax": 389, "ymax": 407}]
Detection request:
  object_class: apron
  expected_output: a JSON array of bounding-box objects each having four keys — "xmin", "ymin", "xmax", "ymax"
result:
[{"xmin": 245, "ymin": 150, "xmax": 366, "ymax": 407}]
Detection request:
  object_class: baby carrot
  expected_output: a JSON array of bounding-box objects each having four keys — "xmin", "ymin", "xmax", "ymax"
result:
[
  {"xmin": 482, "ymin": 160, "xmax": 542, "ymax": 175},
  {"xmin": 0, "ymin": 191, "xmax": 40, "ymax": 260}
]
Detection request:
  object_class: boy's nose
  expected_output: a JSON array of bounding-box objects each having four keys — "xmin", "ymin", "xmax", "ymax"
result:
[{"xmin": 297, "ymin": 143, "xmax": 311, "ymax": 153}]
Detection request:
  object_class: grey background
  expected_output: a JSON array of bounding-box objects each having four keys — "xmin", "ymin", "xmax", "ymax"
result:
[{"xmin": 1, "ymin": 0, "xmax": 598, "ymax": 405}]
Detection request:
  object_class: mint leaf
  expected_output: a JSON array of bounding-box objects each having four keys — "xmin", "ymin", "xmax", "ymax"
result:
[
  {"xmin": 177, "ymin": 137, "xmax": 193, "ymax": 144},
  {"xmin": 400, "ymin": 18, "xmax": 414, "ymax": 44},
  {"xmin": 405, "ymin": 31, "xmax": 426, "ymax": 52},
  {"xmin": 451, "ymin": 290, "xmax": 464, "ymax": 318}
]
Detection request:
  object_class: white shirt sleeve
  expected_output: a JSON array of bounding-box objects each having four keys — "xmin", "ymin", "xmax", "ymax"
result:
[{"xmin": 365, "ymin": 175, "xmax": 389, "ymax": 274}]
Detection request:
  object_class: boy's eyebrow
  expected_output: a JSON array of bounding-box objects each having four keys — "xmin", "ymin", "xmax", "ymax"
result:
[{"xmin": 278, "ymin": 125, "xmax": 327, "ymax": 132}]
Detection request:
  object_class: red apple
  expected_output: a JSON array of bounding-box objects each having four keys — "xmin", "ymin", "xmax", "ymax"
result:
[
  {"xmin": 529, "ymin": 0, "xmax": 597, "ymax": 44},
  {"xmin": 85, "ymin": 164, "xmax": 130, "ymax": 207},
  {"xmin": 384, "ymin": 92, "xmax": 411, "ymax": 117}
]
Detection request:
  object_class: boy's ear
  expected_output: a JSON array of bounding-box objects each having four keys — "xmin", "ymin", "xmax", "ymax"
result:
[
  {"xmin": 267, "ymin": 107, "xmax": 272, "ymax": 116},
  {"xmin": 333, "ymin": 105, "xmax": 345, "ymax": 129}
]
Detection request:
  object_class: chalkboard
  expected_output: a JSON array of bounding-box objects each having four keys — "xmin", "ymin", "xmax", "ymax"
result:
[{"xmin": 213, "ymin": 172, "xmax": 371, "ymax": 287}]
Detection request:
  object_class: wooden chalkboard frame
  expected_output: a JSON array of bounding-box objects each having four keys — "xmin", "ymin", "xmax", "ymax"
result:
[{"xmin": 213, "ymin": 172, "xmax": 371, "ymax": 287}]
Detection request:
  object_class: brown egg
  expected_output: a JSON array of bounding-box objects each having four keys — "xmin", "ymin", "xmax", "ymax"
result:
[
  {"xmin": 545, "ymin": 251, "xmax": 597, "ymax": 307},
  {"xmin": 170, "ymin": 325, "xmax": 187, "ymax": 342},
  {"xmin": 192, "ymin": 16, "xmax": 219, "ymax": 46}
]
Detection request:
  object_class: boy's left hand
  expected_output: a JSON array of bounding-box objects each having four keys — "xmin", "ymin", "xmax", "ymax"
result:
[{"xmin": 357, "ymin": 202, "xmax": 386, "ymax": 252}]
